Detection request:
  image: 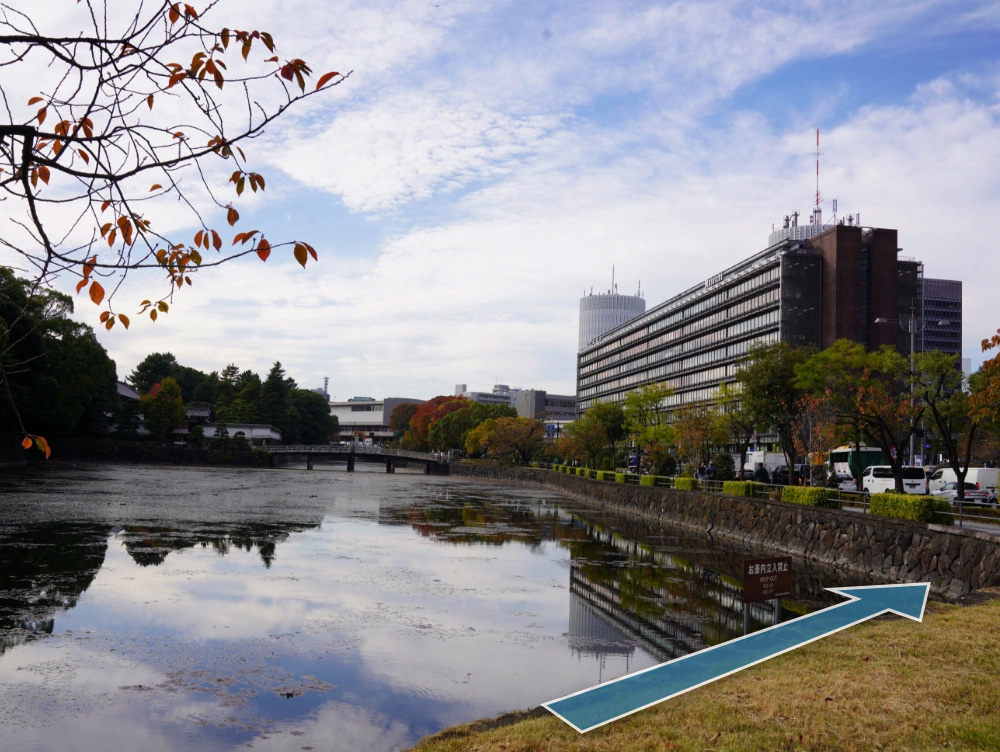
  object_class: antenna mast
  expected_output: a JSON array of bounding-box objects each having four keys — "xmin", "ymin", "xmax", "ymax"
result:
[{"xmin": 814, "ymin": 128, "xmax": 822, "ymax": 209}]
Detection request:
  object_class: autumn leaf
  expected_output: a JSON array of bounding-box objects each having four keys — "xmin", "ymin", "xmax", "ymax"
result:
[
  {"xmin": 21, "ymin": 437, "xmax": 32, "ymax": 449},
  {"xmin": 226, "ymin": 205, "xmax": 239, "ymax": 227},
  {"xmin": 119, "ymin": 313, "xmax": 130, "ymax": 329},
  {"xmin": 27, "ymin": 96, "xmax": 43, "ymax": 105},
  {"xmin": 89, "ymin": 280, "xmax": 105, "ymax": 305},
  {"xmin": 256, "ymin": 238, "xmax": 271, "ymax": 261},
  {"xmin": 315, "ymin": 71, "xmax": 340, "ymax": 90},
  {"xmin": 293, "ymin": 243, "xmax": 307, "ymax": 267},
  {"xmin": 147, "ymin": 94, "xmax": 154, "ymax": 110},
  {"xmin": 150, "ymin": 183, "xmax": 162, "ymax": 191}
]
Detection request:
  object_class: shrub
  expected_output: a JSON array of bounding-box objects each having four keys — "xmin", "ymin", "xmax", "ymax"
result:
[
  {"xmin": 723, "ymin": 480, "xmax": 764, "ymax": 497},
  {"xmin": 615, "ymin": 472, "xmax": 626, "ymax": 483},
  {"xmin": 600, "ymin": 456, "xmax": 614, "ymax": 471},
  {"xmin": 675, "ymin": 477, "xmax": 699, "ymax": 491},
  {"xmin": 870, "ymin": 492, "xmax": 953, "ymax": 525},
  {"xmin": 640, "ymin": 475, "xmax": 656, "ymax": 487},
  {"xmin": 781, "ymin": 486, "xmax": 840, "ymax": 509},
  {"xmin": 577, "ymin": 466, "xmax": 588, "ymax": 476},
  {"xmin": 596, "ymin": 470, "xmax": 613, "ymax": 481}
]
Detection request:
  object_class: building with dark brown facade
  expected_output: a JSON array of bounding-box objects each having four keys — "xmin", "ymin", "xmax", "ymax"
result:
[{"xmin": 576, "ymin": 213, "xmax": 935, "ymax": 414}]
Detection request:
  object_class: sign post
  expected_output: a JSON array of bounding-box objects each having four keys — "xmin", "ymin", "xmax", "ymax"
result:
[{"xmin": 742, "ymin": 556, "xmax": 792, "ymax": 635}]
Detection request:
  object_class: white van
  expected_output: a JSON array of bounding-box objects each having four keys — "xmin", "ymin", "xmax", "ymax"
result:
[
  {"xmin": 859, "ymin": 465, "xmax": 927, "ymax": 494},
  {"xmin": 928, "ymin": 467, "xmax": 998, "ymax": 494}
]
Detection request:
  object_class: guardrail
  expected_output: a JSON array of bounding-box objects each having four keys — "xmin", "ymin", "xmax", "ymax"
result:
[{"xmin": 266, "ymin": 445, "xmax": 443, "ymax": 462}]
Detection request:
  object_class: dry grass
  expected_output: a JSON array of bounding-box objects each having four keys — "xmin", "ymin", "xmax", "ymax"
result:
[{"xmin": 409, "ymin": 593, "xmax": 1000, "ymax": 752}]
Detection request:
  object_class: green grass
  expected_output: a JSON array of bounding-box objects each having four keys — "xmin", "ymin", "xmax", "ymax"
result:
[{"xmin": 408, "ymin": 593, "xmax": 1000, "ymax": 751}]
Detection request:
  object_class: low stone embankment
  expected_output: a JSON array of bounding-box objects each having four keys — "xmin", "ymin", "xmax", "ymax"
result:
[{"xmin": 451, "ymin": 464, "xmax": 1000, "ymax": 599}]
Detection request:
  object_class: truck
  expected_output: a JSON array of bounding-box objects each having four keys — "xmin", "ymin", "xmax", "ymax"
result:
[{"xmin": 744, "ymin": 451, "xmax": 786, "ymax": 474}]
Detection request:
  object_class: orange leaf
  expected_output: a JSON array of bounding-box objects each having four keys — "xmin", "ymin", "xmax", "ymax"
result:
[
  {"xmin": 119, "ymin": 313, "xmax": 130, "ymax": 329},
  {"xmin": 78, "ymin": 149, "xmax": 90, "ymax": 164},
  {"xmin": 150, "ymin": 309, "xmax": 158, "ymax": 321},
  {"xmin": 89, "ymin": 280, "xmax": 105, "ymax": 305},
  {"xmin": 101, "ymin": 200, "xmax": 111, "ymax": 213},
  {"xmin": 27, "ymin": 96, "xmax": 43, "ymax": 105},
  {"xmin": 76, "ymin": 278, "xmax": 87, "ymax": 293},
  {"xmin": 34, "ymin": 436, "xmax": 51, "ymax": 459},
  {"xmin": 21, "ymin": 437, "xmax": 32, "ymax": 449},
  {"xmin": 227, "ymin": 205, "xmax": 239, "ymax": 226},
  {"xmin": 150, "ymin": 183, "xmax": 162, "ymax": 191},
  {"xmin": 211, "ymin": 229, "xmax": 222, "ymax": 250},
  {"xmin": 293, "ymin": 243, "xmax": 307, "ymax": 267},
  {"xmin": 37, "ymin": 165, "xmax": 50, "ymax": 184},
  {"xmin": 36, "ymin": 107, "xmax": 46, "ymax": 125},
  {"xmin": 315, "ymin": 71, "xmax": 340, "ymax": 90},
  {"xmin": 280, "ymin": 64, "xmax": 294, "ymax": 81},
  {"xmin": 168, "ymin": 4, "xmax": 180, "ymax": 23},
  {"xmin": 147, "ymin": 94, "xmax": 154, "ymax": 110},
  {"xmin": 256, "ymin": 238, "xmax": 271, "ymax": 261},
  {"xmin": 105, "ymin": 318, "xmax": 115, "ymax": 330}
]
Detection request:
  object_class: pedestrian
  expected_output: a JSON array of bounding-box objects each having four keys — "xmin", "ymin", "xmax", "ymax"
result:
[{"xmin": 754, "ymin": 463, "xmax": 770, "ymax": 484}]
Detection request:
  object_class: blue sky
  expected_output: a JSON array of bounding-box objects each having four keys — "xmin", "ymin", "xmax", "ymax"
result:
[{"xmin": 7, "ymin": 0, "xmax": 1000, "ymax": 399}]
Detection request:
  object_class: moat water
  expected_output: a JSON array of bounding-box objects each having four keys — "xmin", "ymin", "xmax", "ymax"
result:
[{"xmin": 0, "ymin": 464, "xmax": 846, "ymax": 751}]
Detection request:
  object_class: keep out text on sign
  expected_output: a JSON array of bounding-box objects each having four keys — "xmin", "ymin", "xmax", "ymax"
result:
[{"xmin": 743, "ymin": 556, "xmax": 792, "ymax": 603}]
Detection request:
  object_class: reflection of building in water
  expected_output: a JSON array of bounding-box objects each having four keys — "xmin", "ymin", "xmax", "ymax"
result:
[
  {"xmin": 569, "ymin": 531, "xmax": 784, "ymax": 663},
  {"xmin": 568, "ymin": 589, "xmax": 636, "ymax": 659}
]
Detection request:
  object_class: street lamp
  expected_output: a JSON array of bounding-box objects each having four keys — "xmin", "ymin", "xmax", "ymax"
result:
[{"xmin": 874, "ymin": 309, "xmax": 949, "ymax": 465}]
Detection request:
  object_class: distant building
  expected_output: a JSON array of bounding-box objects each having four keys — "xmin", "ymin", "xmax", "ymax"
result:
[
  {"xmin": 579, "ymin": 288, "xmax": 646, "ymax": 351},
  {"xmin": 922, "ymin": 278, "xmax": 962, "ymax": 358},
  {"xmin": 515, "ymin": 389, "xmax": 577, "ymax": 439},
  {"xmin": 329, "ymin": 396, "xmax": 425, "ymax": 443},
  {"xmin": 454, "ymin": 384, "xmax": 520, "ymax": 407},
  {"xmin": 577, "ymin": 211, "xmax": 931, "ymax": 414}
]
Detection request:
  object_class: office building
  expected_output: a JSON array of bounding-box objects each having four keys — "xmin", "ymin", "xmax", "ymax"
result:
[
  {"xmin": 922, "ymin": 278, "xmax": 962, "ymax": 358},
  {"xmin": 577, "ymin": 211, "xmax": 933, "ymax": 413},
  {"xmin": 329, "ymin": 396, "xmax": 425, "ymax": 443}
]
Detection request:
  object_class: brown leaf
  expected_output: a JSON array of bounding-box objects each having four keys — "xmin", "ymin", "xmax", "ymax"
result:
[
  {"xmin": 36, "ymin": 107, "xmax": 46, "ymax": 125},
  {"xmin": 119, "ymin": 313, "xmax": 130, "ymax": 329},
  {"xmin": 227, "ymin": 205, "xmax": 239, "ymax": 227},
  {"xmin": 27, "ymin": 96, "xmax": 43, "ymax": 105},
  {"xmin": 256, "ymin": 238, "xmax": 271, "ymax": 262},
  {"xmin": 147, "ymin": 94, "xmax": 154, "ymax": 110},
  {"xmin": 315, "ymin": 71, "xmax": 340, "ymax": 90},
  {"xmin": 150, "ymin": 183, "xmax": 162, "ymax": 191},
  {"xmin": 293, "ymin": 243, "xmax": 307, "ymax": 267},
  {"xmin": 89, "ymin": 281, "xmax": 105, "ymax": 305}
]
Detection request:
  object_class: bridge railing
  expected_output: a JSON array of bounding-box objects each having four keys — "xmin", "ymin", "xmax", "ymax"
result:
[{"xmin": 265, "ymin": 445, "xmax": 444, "ymax": 462}]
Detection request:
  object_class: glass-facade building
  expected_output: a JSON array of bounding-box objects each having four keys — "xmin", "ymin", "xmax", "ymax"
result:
[{"xmin": 577, "ymin": 222, "xmax": 926, "ymax": 413}]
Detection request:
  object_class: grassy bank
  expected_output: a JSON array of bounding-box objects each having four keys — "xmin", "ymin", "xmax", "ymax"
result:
[{"xmin": 409, "ymin": 592, "xmax": 1000, "ymax": 752}]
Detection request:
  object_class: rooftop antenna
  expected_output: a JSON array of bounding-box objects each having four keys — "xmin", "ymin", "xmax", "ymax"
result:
[{"xmin": 812, "ymin": 128, "xmax": 823, "ymax": 227}]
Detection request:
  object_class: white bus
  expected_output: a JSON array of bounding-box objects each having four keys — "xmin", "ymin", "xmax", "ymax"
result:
[{"xmin": 859, "ymin": 465, "xmax": 928, "ymax": 495}]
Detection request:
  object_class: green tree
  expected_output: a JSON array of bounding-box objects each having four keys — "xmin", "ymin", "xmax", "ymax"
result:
[
  {"xmin": 128, "ymin": 353, "xmax": 180, "ymax": 396},
  {"xmin": 565, "ymin": 411, "xmax": 608, "ymax": 469},
  {"xmin": 623, "ymin": 383, "xmax": 674, "ymax": 466},
  {"xmin": 797, "ymin": 340, "xmax": 920, "ymax": 493},
  {"xmin": 716, "ymin": 383, "xmax": 757, "ymax": 477},
  {"xmin": 737, "ymin": 342, "xmax": 812, "ymax": 484},
  {"xmin": 588, "ymin": 401, "xmax": 627, "ymax": 466},
  {"xmin": 429, "ymin": 402, "xmax": 516, "ymax": 451},
  {"xmin": 290, "ymin": 389, "xmax": 336, "ymax": 444},
  {"xmin": 140, "ymin": 377, "xmax": 186, "ymax": 443},
  {"xmin": 914, "ymin": 350, "xmax": 981, "ymax": 500}
]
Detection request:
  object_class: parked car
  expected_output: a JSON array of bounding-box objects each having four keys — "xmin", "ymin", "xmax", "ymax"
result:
[
  {"xmin": 930, "ymin": 482, "xmax": 998, "ymax": 505},
  {"xmin": 928, "ymin": 467, "xmax": 999, "ymax": 495},
  {"xmin": 827, "ymin": 472, "xmax": 859, "ymax": 492},
  {"xmin": 772, "ymin": 465, "xmax": 804, "ymax": 486},
  {"xmin": 860, "ymin": 465, "xmax": 928, "ymax": 495}
]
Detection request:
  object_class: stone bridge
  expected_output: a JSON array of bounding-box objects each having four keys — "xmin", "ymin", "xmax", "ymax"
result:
[{"xmin": 266, "ymin": 445, "xmax": 449, "ymax": 474}]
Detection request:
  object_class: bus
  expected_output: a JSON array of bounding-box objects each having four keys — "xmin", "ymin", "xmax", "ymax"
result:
[{"xmin": 828, "ymin": 446, "xmax": 885, "ymax": 481}]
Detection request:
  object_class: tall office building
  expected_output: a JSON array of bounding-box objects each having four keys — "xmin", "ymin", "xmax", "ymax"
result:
[
  {"xmin": 577, "ymin": 213, "xmax": 928, "ymax": 413},
  {"xmin": 922, "ymin": 278, "xmax": 962, "ymax": 357}
]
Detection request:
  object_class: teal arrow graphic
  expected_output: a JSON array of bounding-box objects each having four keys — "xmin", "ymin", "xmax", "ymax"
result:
[{"xmin": 544, "ymin": 582, "xmax": 930, "ymax": 733}]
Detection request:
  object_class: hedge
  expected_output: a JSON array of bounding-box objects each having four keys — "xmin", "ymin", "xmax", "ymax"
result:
[
  {"xmin": 615, "ymin": 472, "xmax": 626, "ymax": 483},
  {"xmin": 674, "ymin": 477, "xmax": 699, "ymax": 491},
  {"xmin": 780, "ymin": 486, "xmax": 840, "ymax": 509},
  {"xmin": 640, "ymin": 475, "xmax": 656, "ymax": 487},
  {"xmin": 870, "ymin": 492, "xmax": 954, "ymax": 525},
  {"xmin": 576, "ymin": 467, "xmax": 587, "ymax": 477},
  {"xmin": 596, "ymin": 470, "xmax": 615, "ymax": 481},
  {"xmin": 722, "ymin": 480, "xmax": 765, "ymax": 497}
]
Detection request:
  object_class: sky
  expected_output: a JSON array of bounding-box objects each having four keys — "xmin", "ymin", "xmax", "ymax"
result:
[{"xmin": 5, "ymin": 0, "xmax": 1000, "ymax": 400}]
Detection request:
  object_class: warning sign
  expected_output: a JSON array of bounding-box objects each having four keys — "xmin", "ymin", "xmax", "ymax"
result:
[{"xmin": 742, "ymin": 556, "xmax": 792, "ymax": 603}]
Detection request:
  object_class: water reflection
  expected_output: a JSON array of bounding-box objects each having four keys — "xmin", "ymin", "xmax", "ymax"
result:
[{"xmin": 0, "ymin": 467, "xmax": 843, "ymax": 752}]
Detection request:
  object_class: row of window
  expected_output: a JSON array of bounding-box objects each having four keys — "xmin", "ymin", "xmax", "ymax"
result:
[
  {"xmin": 579, "ymin": 284, "xmax": 779, "ymax": 373},
  {"xmin": 578, "ymin": 304, "xmax": 780, "ymax": 388},
  {"xmin": 581, "ymin": 266, "xmax": 781, "ymax": 362}
]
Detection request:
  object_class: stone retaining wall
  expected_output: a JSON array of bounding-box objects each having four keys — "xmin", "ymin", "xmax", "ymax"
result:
[{"xmin": 450, "ymin": 464, "xmax": 1000, "ymax": 599}]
